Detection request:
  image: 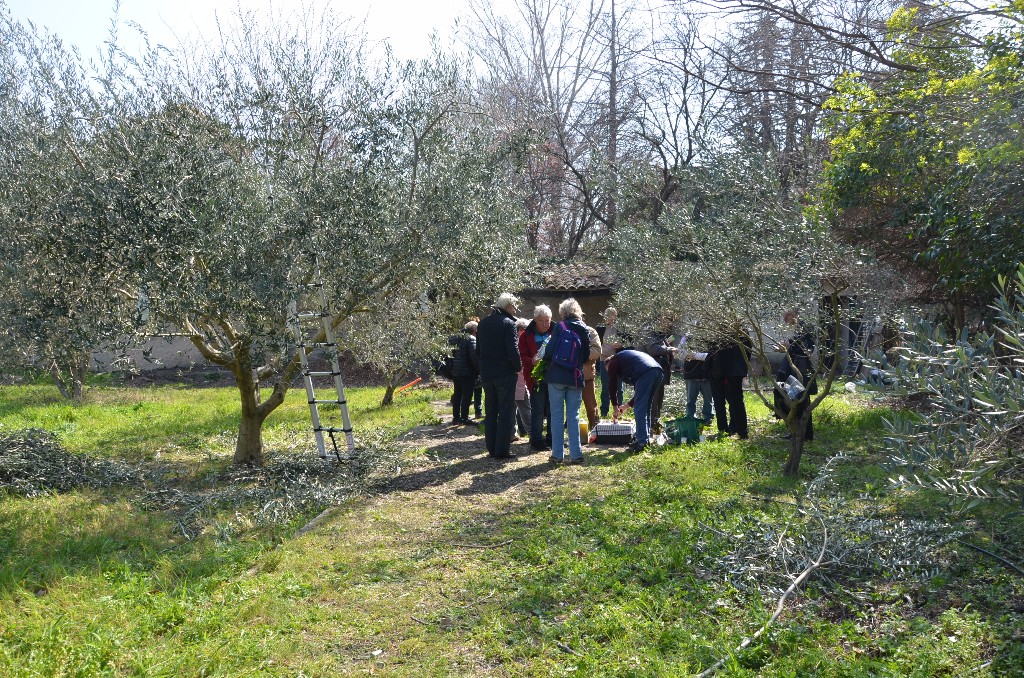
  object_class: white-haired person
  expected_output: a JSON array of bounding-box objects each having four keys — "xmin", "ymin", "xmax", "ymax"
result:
[
  {"xmin": 519, "ymin": 304, "xmax": 553, "ymax": 451},
  {"xmin": 545, "ymin": 298, "xmax": 590, "ymax": 464},
  {"xmin": 513, "ymin": 317, "xmax": 533, "ymax": 438},
  {"xmin": 476, "ymin": 292, "xmax": 523, "ymax": 460}
]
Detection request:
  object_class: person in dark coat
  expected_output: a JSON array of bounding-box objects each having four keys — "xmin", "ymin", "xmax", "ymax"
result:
[
  {"xmin": 468, "ymin": 316, "xmax": 483, "ymax": 419},
  {"xmin": 708, "ymin": 325, "xmax": 753, "ymax": 439},
  {"xmin": 598, "ymin": 306, "xmax": 623, "ymax": 417},
  {"xmin": 607, "ymin": 349, "xmax": 665, "ymax": 453},
  {"xmin": 774, "ymin": 310, "xmax": 818, "ymax": 441},
  {"xmin": 448, "ymin": 321, "xmax": 479, "ymax": 424},
  {"xmin": 641, "ymin": 326, "xmax": 677, "ymax": 433},
  {"xmin": 519, "ymin": 304, "xmax": 553, "ymax": 451},
  {"xmin": 476, "ymin": 293, "xmax": 523, "ymax": 459}
]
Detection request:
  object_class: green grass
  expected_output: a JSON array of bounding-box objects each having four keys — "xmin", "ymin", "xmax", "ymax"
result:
[
  {"xmin": 0, "ymin": 382, "xmax": 444, "ymax": 462},
  {"xmin": 1, "ymin": 383, "xmax": 1021, "ymax": 676},
  {"xmin": 441, "ymin": 436, "xmax": 1018, "ymax": 676}
]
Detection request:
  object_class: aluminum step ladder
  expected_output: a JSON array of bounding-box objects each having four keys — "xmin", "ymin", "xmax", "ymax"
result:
[{"xmin": 288, "ymin": 276, "xmax": 356, "ymax": 461}]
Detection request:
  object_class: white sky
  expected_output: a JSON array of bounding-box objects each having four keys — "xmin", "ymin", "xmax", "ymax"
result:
[{"xmin": 5, "ymin": 0, "xmax": 483, "ymax": 62}]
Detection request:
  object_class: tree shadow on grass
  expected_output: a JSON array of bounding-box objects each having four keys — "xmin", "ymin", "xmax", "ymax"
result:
[
  {"xmin": 389, "ymin": 433, "xmax": 557, "ymax": 496},
  {"xmin": 0, "ymin": 489, "xmax": 261, "ymax": 597},
  {"xmin": 387, "ymin": 422, "xmax": 639, "ymax": 497},
  {"xmin": 0, "ymin": 386, "xmax": 68, "ymax": 420}
]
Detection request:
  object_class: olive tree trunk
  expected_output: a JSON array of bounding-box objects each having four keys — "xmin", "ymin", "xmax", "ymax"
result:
[
  {"xmin": 49, "ymin": 353, "xmax": 90, "ymax": 403},
  {"xmin": 783, "ymin": 406, "xmax": 812, "ymax": 477}
]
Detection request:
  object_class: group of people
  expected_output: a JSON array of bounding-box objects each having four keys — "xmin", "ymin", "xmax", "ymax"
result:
[
  {"xmin": 449, "ymin": 293, "xmax": 818, "ymax": 462},
  {"xmin": 448, "ymin": 294, "xmax": 689, "ymax": 461},
  {"xmin": 473, "ymin": 293, "xmax": 599, "ymax": 462}
]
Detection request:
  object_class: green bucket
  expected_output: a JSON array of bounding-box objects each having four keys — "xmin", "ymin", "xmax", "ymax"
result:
[{"xmin": 667, "ymin": 416, "xmax": 703, "ymax": 444}]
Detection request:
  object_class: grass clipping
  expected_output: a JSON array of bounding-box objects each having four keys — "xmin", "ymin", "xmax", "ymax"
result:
[
  {"xmin": 1, "ymin": 428, "xmax": 402, "ymax": 540},
  {"xmin": 0, "ymin": 429, "xmax": 140, "ymax": 497}
]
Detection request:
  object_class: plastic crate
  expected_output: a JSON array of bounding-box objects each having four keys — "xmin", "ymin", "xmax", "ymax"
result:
[{"xmin": 590, "ymin": 421, "xmax": 635, "ymax": 444}]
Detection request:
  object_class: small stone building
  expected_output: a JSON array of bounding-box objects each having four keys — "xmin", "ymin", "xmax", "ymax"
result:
[{"xmin": 519, "ymin": 260, "xmax": 615, "ymax": 326}]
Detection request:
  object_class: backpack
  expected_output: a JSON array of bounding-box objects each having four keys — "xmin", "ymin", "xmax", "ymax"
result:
[
  {"xmin": 435, "ymin": 354, "xmax": 455, "ymax": 380},
  {"xmin": 550, "ymin": 321, "xmax": 583, "ymax": 370}
]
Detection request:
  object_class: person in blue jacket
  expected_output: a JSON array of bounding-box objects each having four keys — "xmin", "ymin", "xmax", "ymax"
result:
[
  {"xmin": 545, "ymin": 298, "xmax": 591, "ymax": 464},
  {"xmin": 607, "ymin": 348, "xmax": 665, "ymax": 453}
]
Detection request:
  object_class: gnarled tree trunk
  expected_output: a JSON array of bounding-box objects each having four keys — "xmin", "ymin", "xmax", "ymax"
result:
[
  {"xmin": 49, "ymin": 353, "xmax": 90, "ymax": 403},
  {"xmin": 783, "ymin": 407, "xmax": 811, "ymax": 477},
  {"xmin": 233, "ymin": 351, "xmax": 268, "ymax": 464}
]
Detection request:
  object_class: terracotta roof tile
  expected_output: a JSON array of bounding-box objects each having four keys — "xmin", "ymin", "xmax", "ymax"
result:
[{"xmin": 524, "ymin": 260, "xmax": 615, "ymax": 292}]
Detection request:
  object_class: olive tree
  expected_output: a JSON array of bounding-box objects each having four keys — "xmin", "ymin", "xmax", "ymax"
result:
[
  {"xmin": 1, "ymin": 6, "xmax": 526, "ymax": 462},
  {"xmin": 338, "ymin": 291, "xmax": 447, "ymax": 409},
  {"xmin": 114, "ymin": 14, "xmax": 526, "ymax": 464},
  {"xmin": 0, "ymin": 16, "xmax": 150, "ymax": 400},
  {"xmin": 886, "ymin": 265, "xmax": 1024, "ymax": 504},
  {"xmin": 609, "ymin": 149, "xmax": 898, "ymax": 475}
]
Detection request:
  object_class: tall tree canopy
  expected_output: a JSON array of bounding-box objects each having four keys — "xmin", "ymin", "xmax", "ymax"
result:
[
  {"xmin": 0, "ymin": 8, "xmax": 528, "ymax": 462},
  {"xmin": 819, "ymin": 3, "xmax": 1024, "ymax": 324}
]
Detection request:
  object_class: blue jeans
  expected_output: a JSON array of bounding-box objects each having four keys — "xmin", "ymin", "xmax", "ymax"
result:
[
  {"xmin": 598, "ymin": 360, "xmax": 622, "ymax": 416},
  {"xmin": 633, "ymin": 368, "xmax": 664, "ymax": 446},
  {"xmin": 548, "ymin": 382, "xmax": 583, "ymax": 461},
  {"xmin": 530, "ymin": 382, "xmax": 551, "ymax": 448},
  {"xmin": 483, "ymin": 373, "xmax": 518, "ymax": 457},
  {"xmin": 685, "ymin": 378, "xmax": 714, "ymax": 422}
]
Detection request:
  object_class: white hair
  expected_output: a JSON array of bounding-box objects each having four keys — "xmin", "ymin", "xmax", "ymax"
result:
[
  {"xmin": 514, "ymin": 317, "xmax": 529, "ymax": 331},
  {"xmin": 533, "ymin": 304, "xmax": 552, "ymax": 320},
  {"xmin": 464, "ymin": 321, "xmax": 478, "ymax": 332},
  {"xmin": 559, "ymin": 298, "xmax": 583, "ymax": 320},
  {"xmin": 494, "ymin": 292, "xmax": 519, "ymax": 311},
  {"xmin": 603, "ymin": 306, "xmax": 617, "ymax": 322}
]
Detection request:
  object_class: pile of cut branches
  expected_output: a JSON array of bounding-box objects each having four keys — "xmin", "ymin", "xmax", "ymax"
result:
[{"xmin": 0, "ymin": 429, "xmax": 140, "ymax": 497}]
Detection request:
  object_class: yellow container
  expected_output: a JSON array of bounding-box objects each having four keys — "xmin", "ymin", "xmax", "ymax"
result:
[{"xmin": 579, "ymin": 421, "xmax": 589, "ymax": 438}]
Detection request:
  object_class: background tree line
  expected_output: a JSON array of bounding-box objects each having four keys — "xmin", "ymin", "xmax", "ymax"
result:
[{"xmin": 1, "ymin": 0, "xmax": 1022, "ymax": 475}]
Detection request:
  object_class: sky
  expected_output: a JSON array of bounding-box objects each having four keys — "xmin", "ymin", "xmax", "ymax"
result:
[{"xmin": 5, "ymin": 0, "xmax": 480, "ymax": 62}]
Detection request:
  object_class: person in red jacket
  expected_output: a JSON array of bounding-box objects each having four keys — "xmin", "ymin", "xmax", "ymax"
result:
[{"xmin": 519, "ymin": 304, "xmax": 553, "ymax": 451}]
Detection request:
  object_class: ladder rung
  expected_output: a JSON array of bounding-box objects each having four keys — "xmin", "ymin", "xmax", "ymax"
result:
[
  {"xmin": 294, "ymin": 311, "xmax": 330, "ymax": 318},
  {"xmin": 306, "ymin": 342, "xmax": 337, "ymax": 348},
  {"xmin": 304, "ymin": 370, "xmax": 343, "ymax": 377},
  {"xmin": 309, "ymin": 399, "xmax": 348, "ymax": 405},
  {"xmin": 314, "ymin": 426, "xmax": 353, "ymax": 433}
]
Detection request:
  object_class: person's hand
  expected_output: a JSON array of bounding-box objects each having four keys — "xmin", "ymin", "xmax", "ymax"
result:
[
  {"xmin": 533, "ymin": 355, "xmax": 540, "ymax": 365},
  {"xmin": 685, "ymin": 352, "xmax": 696, "ymax": 360}
]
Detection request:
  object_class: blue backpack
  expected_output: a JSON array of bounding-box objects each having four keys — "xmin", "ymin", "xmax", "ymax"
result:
[{"xmin": 550, "ymin": 321, "xmax": 583, "ymax": 370}]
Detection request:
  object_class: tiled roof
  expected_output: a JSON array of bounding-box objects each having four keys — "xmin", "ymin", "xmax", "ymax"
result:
[{"xmin": 523, "ymin": 260, "xmax": 615, "ymax": 292}]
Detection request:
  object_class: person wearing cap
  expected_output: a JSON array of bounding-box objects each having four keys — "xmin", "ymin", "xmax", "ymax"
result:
[
  {"xmin": 598, "ymin": 306, "xmax": 623, "ymax": 417},
  {"xmin": 476, "ymin": 292, "xmax": 523, "ymax": 459}
]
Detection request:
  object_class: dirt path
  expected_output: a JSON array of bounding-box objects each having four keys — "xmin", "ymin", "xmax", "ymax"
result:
[
  {"xmin": 386, "ymin": 401, "xmax": 627, "ymax": 507},
  {"xmin": 283, "ymin": 402, "xmax": 627, "ymax": 674}
]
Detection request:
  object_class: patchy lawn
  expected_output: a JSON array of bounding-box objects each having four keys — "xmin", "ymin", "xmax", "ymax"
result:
[{"xmin": 1, "ymin": 382, "xmax": 1021, "ymax": 675}]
